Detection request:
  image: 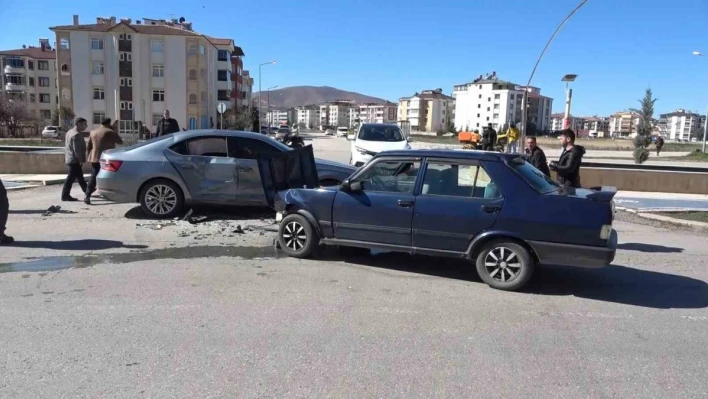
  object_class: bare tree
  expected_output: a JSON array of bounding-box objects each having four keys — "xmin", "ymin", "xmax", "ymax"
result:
[{"xmin": 0, "ymin": 93, "xmax": 36, "ymax": 137}]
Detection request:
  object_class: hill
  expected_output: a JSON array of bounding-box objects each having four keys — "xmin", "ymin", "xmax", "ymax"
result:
[{"xmin": 253, "ymin": 86, "xmax": 388, "ymax": 108}]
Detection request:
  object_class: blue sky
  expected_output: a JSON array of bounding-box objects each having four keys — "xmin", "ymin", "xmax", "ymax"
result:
[{"xmin": 2, "ymin": 0, "xmax": 708, "ymax": 116}]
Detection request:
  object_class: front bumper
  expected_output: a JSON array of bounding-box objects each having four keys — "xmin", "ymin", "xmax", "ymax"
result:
[
  {"xmin": 529, "ymin": 229, "xmax": 618, "ymax": 268},
  {"xmin": 351, "ymin": 151, "xmax": 374, "ymax": 167}
]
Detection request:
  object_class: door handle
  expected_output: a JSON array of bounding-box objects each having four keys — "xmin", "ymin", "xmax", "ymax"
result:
[
  {"xmin": 181, "ymin": 164, "xmax": 195, "ymax": 169},
  {"xmin": 238, "ymin": 166, "xmax": 253, "ymax": 172},
  {"xmin": 481, "ymin": 204, "xmax": 502, "ymax": 213},
  {"xmin": 397, "ymin": 199, "xmax": 414, "ymax": 208}
]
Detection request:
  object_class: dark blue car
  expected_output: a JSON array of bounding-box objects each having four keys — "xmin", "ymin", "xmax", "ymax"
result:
[{"xmin": 270, "ymin": 149, "xmax": 618, "ymax": 291}]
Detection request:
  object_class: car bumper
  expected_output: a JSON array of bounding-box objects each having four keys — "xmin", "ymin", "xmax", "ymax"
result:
[
  {"xmin": 351, "ymin": 151, "xmax": 374, "ymax": 167},
  {"xmin": 96, "ymin": 174, "xmax": 136, "ymax": 204},
  {"xmin": 529, "ymin": 229, "xmax": 618, "ymax": 268}
]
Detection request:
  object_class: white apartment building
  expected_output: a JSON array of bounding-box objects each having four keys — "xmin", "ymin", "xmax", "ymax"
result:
[
  {"xmin": 453, "ymin": 73, "xmax": 552, "ymax": 132},
  {"xmin": 319, "ymin": 100, "xmax": 354, "ymax": 129},
  {"xmin": 358, "ymin": 102, "xmax": 398, "ymax": 125},
  {"xmin": 240, "ymin": 70, "xmax": 253, "ymax": 111},
  {"xmin": 398, "ymin": 89, "xmax": 454, "ymax": 132},
  {"xmin": 296, "ymin": 105, "xmax": 320, "ymax": 129},
  {"xmin": 609, "ymin": 111, "xmax": 641, "ymax": 138},
  {"xmin": 0, "ymin": 39, "xmax": 58, "ymax": 124},
  {"xmin": 50, "ymin": 15, "xmax": 241, "ymax": 134},
  {"xmin": 266, "ymin": 108, "xmax": 289, "ymax": 126},
  {"xmin": 550, "ymin": 113, "xmax": 584, "ymax": 132},
  {"xmin": 658, "ymin": 109, "xmax": 704, "ymax": 141},
  {"xmin": 349, "ymin": 107, "xmax": 360, "ymax": 128}
]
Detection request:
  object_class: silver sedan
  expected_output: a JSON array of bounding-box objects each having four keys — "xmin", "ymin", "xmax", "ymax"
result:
[{"xmin": 97, "ymin": 130, "xmax": 355, "ymax": 218}]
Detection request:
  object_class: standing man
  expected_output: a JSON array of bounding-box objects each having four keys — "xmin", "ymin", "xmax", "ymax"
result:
[
  {"xmin": 155, "ymin": 110, "xmax": 180, "ymax": 137},
  {"xmin": 481, "ymin": 123, "xmax": 497, "ymax": 151},
  {"xmin": 506, "ymin": 123, "xmax": 521, "ymax": 153},
  {"xmin": 0, "ymin": 177, "xmax": 13, "ymax": 244},
  {"xmin": 85, "ymin": 118, "xmax": 123, "ymax": 204},
  {"xmin": 549, "ymin": 129, "xmax": 586, "ymax": 188},
  {"xmin": 525, "ymin": 136, "xmax": 551, "ymax": 177},
  {"xmin": 62, "ymin": 117, "xmax": 88, "ymax": 202},
  {"xmin": 655, "ymin": 135, "xmax": 664, "ymax": 156}
]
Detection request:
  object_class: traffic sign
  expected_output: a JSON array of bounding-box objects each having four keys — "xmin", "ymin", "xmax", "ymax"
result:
[{"xmin": 218, "ymin": 102, "xmax": 227, "ymax": 114}]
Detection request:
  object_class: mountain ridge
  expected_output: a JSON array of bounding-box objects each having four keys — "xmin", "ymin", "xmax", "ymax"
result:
[{"xmin": 253, "ymin": 85, "xmax": 390, "ymax": 108}]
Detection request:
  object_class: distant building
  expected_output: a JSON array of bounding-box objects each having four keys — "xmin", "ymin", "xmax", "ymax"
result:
[
  {"xmin": 319, "ymin": 100, "xmax": 355, "ymax": 129},
  {"xmin": 358, "ymin": 102, "xmax": 398, "ymax": 125},
  {"xmin": 296, "ymin": 105, "xmax": 320, "ymax": 129},
  {"xmin": 398, "ymin": 89, "xmax": 454, "ymax": 132},
  {"xmin": 609, "ymin": 111, "xmax": 641, "ymax": 138},
  {"xmin": 658, "ymin": 109, "xmax": 704, "ymax": 141},
  {"xmin": 266, "ymin": 108, "xmax": 289, "ymax": 126}
]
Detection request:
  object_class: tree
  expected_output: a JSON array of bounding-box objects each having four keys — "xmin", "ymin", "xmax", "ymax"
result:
[
  {"xmin": 0, "ymin": 93, "xmax": 35, "ymax": 137},
  {"xmin": 51, "ymin": 109, "xmax": 60, "ymax": 126},
  {"xmin": 444, "ymin": 118, "xmax": 455, "ymax": 134},
  {"xmin": 250, "ymin": 107, "xmax": 260, "ymax": 132},
  {"xmin": 630, "ymin": 88, "xmax": 657, "ymax": 164},
  {"xmin": 59, "ymin": 106, "xmax": 75, "ymax": 128},
  {"xmin": 298, "ymin": 121, "xmax": 307, "ymax": 130}
]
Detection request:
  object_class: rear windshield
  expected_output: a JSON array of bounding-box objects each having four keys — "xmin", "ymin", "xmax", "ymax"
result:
[
  {"xmin": 357, "ymin": 125, "xmax": 404, "ymax": 142},
  {"xmin": 508, "ymin": 159, "xmax": 559, "ymax": 194}
]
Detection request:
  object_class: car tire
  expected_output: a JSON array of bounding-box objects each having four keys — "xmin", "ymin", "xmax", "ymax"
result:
[
  {"xmin": 475, "ymin": 240, "xmax": 534, "ymax": 291},
  {"xmin": 139, "ymin": 179, "xmax": 184, "ymax": 219},
  {"xmin": 278, "ymin": 214, "xmax": 319, "ymax": 258}
]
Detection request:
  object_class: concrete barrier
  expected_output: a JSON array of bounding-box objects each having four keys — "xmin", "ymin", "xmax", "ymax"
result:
[
  {"xmin": 0, "ymin": 151, "xmax": 91, "ymax": 174},
  {"xmin": 552, "ymin": 167, "xmax": 708, "ymax": 195}
]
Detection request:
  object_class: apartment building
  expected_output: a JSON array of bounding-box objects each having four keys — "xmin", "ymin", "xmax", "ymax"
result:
[
  {"xmin": 0, "ymin": 38, "xmax": 58, "ymax": 124},
  {"xmin": 582, "ymin": 116, "xmax": 610, "ymax": 137},
  {"xmin": 240, "ymin": 70, "xmax": 253, "ymax": 111},
  {"xmin": 296, "ymin": 105, "xmax": 320, "ymax": 129},
  {"xmin": 319, "ymin": 100, "xmax": 354, "ymax": 129},
  {"xmin": 608, "ymin": 111, "xmax": 641, "ymax": 138},
  {"xmin": 657, "ymin": 109, "xmax": 704, "ymax": 141},
  {"xmin": 266, "ymin": 108, "xmax": 288, "ymax": 126},
  {"xmin": 357, "ymin": 102, "xmax": 398, "ymax": 125},
  {"xmin": 550, "ymin": 113, "xmax": 583, "ymax": 132},
  {"xmin": 50, "ymin": 15, "xmax": 243, "ymax": 134},
  {"xmin": 453, "ymin": 73, "xmax": 552, "ymax": 132},
  {"xmin": 398, "ymin": 89, "xmax": 454, "ymax": 132}
]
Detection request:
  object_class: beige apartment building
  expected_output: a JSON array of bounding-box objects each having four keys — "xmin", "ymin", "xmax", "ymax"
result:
[
  {"xmin": 0, "ymin": 39, "xmax": 58, "ymax": 125},
  {"xmin": 49, "ymin": 15, "xmax": 244, "ymax": 134},
  {"xmin": 609, "ymin": 111, "xmax": 641, "ymax": 138},
  {"xmin": 398, "ymin": 89, "xmax": 455, "ymax": 132}
]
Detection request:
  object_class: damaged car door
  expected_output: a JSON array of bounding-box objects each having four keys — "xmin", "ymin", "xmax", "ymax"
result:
[{"xmin": 257, "ymin": 145, "xmax": 320, "ymax": 207}]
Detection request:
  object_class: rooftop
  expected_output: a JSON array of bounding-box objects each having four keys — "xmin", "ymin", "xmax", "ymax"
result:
[{"xmin": 0, "ymin": 47, "xmax": 56, "ymax": 60}]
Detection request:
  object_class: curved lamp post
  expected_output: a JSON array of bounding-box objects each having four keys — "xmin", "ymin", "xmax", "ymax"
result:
[
  {"xmin": 258, "ymin": 60, "xmax": 276, "ymax": 132},
  {"xmin": 520, "ymin": 0, "xmax": 589, "ymax": 147}
]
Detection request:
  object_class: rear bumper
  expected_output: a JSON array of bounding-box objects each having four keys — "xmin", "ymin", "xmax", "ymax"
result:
[
  {"xmin": 96, "ymin": 174, "xmax": 136, "ymax": 203},
  {"xmin": 529, "ymin": 229, "xmax": 617, "ymax": 268}
]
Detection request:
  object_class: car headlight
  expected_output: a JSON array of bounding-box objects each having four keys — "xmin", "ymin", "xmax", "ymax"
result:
[{"xmin": 355, "ymin": 147, "xmax": 368, "ymax": 155}]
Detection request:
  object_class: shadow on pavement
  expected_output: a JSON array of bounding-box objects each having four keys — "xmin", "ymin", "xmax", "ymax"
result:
[
  {"xmin": 10, "ymin": 239, "xmax": 148, "ymax": 251},
  {"xmin": 327, "ymin": 249, "xmax": 708, "ymax": 309},
  {"xmin": 617, "ymin": 243, "xmax": 684, "ymax": 253},
  {"xmin": 123, "ymin": 205, "xmax": 275, "ymax": 221}
]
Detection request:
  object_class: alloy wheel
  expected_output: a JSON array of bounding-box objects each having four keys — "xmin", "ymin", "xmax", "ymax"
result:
[
  {"xmin": 282, "ymin": 221, "xmax": 307, "ymax": 251},
  {"xmin": 484, "ymin": 246, "xmax": 522, "ymax": 283},
  {"xmin": 145, "ymin": 184, "xmax": 177, "ymax": 215}
]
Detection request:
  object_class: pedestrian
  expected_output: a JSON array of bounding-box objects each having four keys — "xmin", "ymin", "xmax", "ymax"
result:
[
  {"xmin": 655, "ymin": 135, "xmax": 664, "ymax": 156},
  {"xmin": 155, "ymin": 110, "xmax": 180, "ymax": 137},
  {"xmin": 506, "ymin": 123, "xmax": 521, "ymax": 153},
  {"xmin": 85, "ymin": 118, "xmax": 123, "ymax": 204},
  {"xmin": 62, "ymin": 117, "xmax": 88, "ymax": 202},
  {"xmin": 482, "ymin": 123, "xmax": 497, "ymax": 151},
  {"xmin": 549, "ymin": 128, "xmax": 586, "ymax": 188},
  {"xmin": 0, "ymin": 177, "xmax": 13, "ymax": 244},
  {"xmin": 525, "ymin": 136, "xmax": 551, "ymax": 177}
]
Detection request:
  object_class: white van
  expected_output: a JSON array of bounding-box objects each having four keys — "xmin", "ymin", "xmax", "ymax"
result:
[{"xmin": 348, "ymin": 123, "xmax": 411, "ymax": 167}]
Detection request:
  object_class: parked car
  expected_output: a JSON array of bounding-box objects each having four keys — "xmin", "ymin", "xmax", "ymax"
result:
[
  {"xmin": 324, "ymin": 129, "xmax": 335, "ymax": 136},
  {"xmin": 97, "ymin": 130, "xmax": 355, "ymax": 219},
  {"xmin": 41, "ymin": 126, "xmax": 66, "ymax": 139},
  {"xmin": 336, "ymin": 127, "xmax": 349, "ymax": 138},
  {"xmin": 275, "ymin": 126, "xmax": 290, "ymax": 141},
  {"xmin": 348, "ymin": 123, "xmax": 411, "ymax": 167},
  {"xmin": 274, "ymin": 149, "xmax": 617, "ymax": 291}
]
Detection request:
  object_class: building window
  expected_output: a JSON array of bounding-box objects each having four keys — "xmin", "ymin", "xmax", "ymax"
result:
[
  {"xmin": 151, "ymin": 40, "xmax": 163, "ymax": 53},
  {"xmin": 60, "ymin": 38, "xmax": 69, "ymax": 49},
  {"xmin": 494, "ymin": 94, "xmax": 500, "ymax": 100},
  {"xmin": 189, "ymin": 69, "xmax": 197, "ymax": 80},
  {"xmin": 488, "ymin": 97, "xmax": 491, "ymax": 102},
  {"xmin": 152, "ymin": 113, "xmax": 162, "ymax": 126},
  {"xmin": 38, "ymin": 61, "xmax": 49, "ymax": 70},
  {"xmin": 487, "ymin": 107, "xmax": 490, "ymax": 111},
  {"xmin": 119, "ymin": 52, "xmax": 132, "ymax": 61},
  {"xmin": 478, "ymin": 104, "xmax": 481, "ymax": 109},
  {"xmin": 188, "ymin": 44, "xmax": 198, "ymax": 55},
  {"xmin": 478, "ymin": 94, "xmax": 482, "ymax": 99},
  {"xmin": 120, "ymin": 101, "xmax": 133, "ymax": 110},
  {"xmin": 40, "ymin": 110, "xmax": 51, "ymax": 119},
  {"xmin": 152, "ymin": 90, "xmax": 165, "ymax": 102},
  {"xmin": 29, "ymin": 94, "xmax": 36, "ymax": 103},
  {"xmin": 493, "ymin": 113, "xmax": 499, "ymax": 119},
  {"xmin": 217, "ymin": 90, "xmax": 230, "ymax": 101},
  {"xmin": 199, "ymin": 44, "xmax": 205, "ymax": 55},
  {"xmin": 217, "ymin": 70, "xmax": 228, "ymax": 81},
  {"xmin": 93, "ymin": 87, "xmax": 105, "ymax": 100},
  {"xmin": 91, "ymin": 38, "xmax": 104, "ymax": 50},
  {"xmin": 152, "ymin": 64, "xmax": 164, "ymax": 77},
  {"xmin": 189, "ymin": 93, "xmax": 197, "ymax": 104},
  {"xmin": 218, "ymin": 50, "xmax": 229, "ymax": 61},
  {"xmin": 119, "ymin": 34, "xmax": 125, "ymax": 40},
  {"xmin": 39, "ymin": 94, "xmax": 51, "ymax": 103},
  {"xmin": 38, "ymin": 77, "xmax": 50, "ymax": 87},
  {"xmin": 477, "ymin": 113, "xmax": 480, "ymax": 118},
  {"xmin": 120, "ymin": 78, "xmax": 133, "ymax": 87},
  {"xmin": 60, "ymin": 64, "xmax": 69, "ymax": 73},
  {"xmin": 92, "ymin": 112, "xmax": 106, "ymax": 124},
  {"xmin": 28, "ymin": 77, "xmax": 35, "ymax": 87},
  {"xmin": 200, "ymin": 68, "xmax": 206, "ymax": 79},
  {"xmin": 126, "ymin": 34, "xmax": 132, "ymax": 41},
  {"xmin": 27, "ymin": 60, "xmax": 34, "ymax": 70},
  {"xmin": 91, "ymin": 62, "xmax": 104, "ymax": 75}
]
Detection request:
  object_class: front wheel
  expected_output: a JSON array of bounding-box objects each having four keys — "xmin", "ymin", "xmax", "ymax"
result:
[
  {"xmin": 139, "ymin": 179, "xmax": 184, "ymax": 219},
  {"xmin": 278, "ymin": 214, "xmax": 319, "ymax": 258},
  {"xmin": 475, "ymin": 240, "xmax": 534, "ymax": 291}
]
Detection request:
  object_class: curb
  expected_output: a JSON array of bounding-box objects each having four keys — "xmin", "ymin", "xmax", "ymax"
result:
[{"xmin": 617, "ymin": 207, "xmax": 708, "ymax": 228}]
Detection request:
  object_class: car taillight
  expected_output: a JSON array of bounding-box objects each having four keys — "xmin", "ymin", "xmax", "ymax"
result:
[
  {"xmin": 600, "ymin": 225, "xmax": 612, "ymax": 240},
  {"xmin": 100, "ymin": 160, "xmax": 123, "ymax": 172}
]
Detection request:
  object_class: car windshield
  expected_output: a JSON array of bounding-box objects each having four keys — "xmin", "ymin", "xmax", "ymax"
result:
[
  {"xmin": 509, "ymin": 159, "xmax": 560, "ymax": 194},
  {"xmin": 357, "ymin": 125, "xmax": 404, "ymax": 142}
]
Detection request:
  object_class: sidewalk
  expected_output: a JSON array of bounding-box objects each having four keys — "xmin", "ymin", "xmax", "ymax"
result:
[{"xmin": 1, "ymin": 174, "xmax": 90, "ymax": 188}]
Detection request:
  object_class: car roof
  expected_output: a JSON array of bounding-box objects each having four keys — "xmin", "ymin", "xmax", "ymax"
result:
[
  {"xmin": 171, "ymin": 129, "xmax": 273, "ymax": 141},
  {"xmin": 359, "ymin": 123, "xmax": 398, "ymax": 127},
  {"xmin": 376, "ymin": 149, "xmax": 522, "ymax": 162}
]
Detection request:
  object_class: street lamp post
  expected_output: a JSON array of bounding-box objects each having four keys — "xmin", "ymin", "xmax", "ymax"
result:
[
  {"xmin": 258, "ymin": 60, "xmax": 276, "ymax": 132},
  {"xmin": 692, "ymin": 51, "xmax": 707, "ymax": 152},
  {"xmin": 520, "ymin": 0, "xmax": 589, "ymax": 148},
  {"xmin": 561, "ymin": 74, "xmax": 578, "ymax": 130},
  {"xmin": 266, "ymin": 85, "xmax": 278, "ymax": 127}
]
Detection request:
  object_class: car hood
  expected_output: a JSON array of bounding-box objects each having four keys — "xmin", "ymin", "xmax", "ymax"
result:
[
  {"xmin": 352, "ymin": 139, "xmax": 409, "ymax": 154},
  {"xmin": 314, "ymin": 157, "xmax": 356, "ymax": 173}
]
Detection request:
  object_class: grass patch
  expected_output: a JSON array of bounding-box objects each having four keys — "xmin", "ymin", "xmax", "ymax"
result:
[
  {"xmin": 0, "ymin": 138, "xmax": 63, "ymax": 147},
  {"xmin": 655, "ymin": 211, "xmax": 708, "ymax": 223},
  {"xmin": 661, "ymin": 150, "xmax": 708, "ymax": 162}
]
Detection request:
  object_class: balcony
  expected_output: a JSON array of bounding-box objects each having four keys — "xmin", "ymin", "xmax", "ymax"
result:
[
  {"xmin": 5, "ymin": 82, "xmax": 26, "ymax": 91},
  {"xmin": 4, "ymin": 65, "xmax": 24, "ymax": 74}
]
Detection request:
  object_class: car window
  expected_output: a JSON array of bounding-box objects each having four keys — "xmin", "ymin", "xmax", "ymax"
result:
[
  {"xmin": 175, "ymin": 137, "xmax": 228, "ymax": 157},
  {"xmin": 357, "ymin": 125, "xmax": 404, "ymax": 142},
  {"xmin": 356, "ymin": 160, "xmax": 420, "ymax": 194},
  {"xmin": 475, "ymin": 166, "xmax": 502, "ymax": 199},
  {"xmin": 229, "ymin": 137, "xmax": 283, "ymax": 159},
  {"xmin": 509, "ymin": 160, "xmax": 559, "ymax": 194},
  {"xmin": 422, "ymin": 162, "xmax": 502, "ymax": 199}
]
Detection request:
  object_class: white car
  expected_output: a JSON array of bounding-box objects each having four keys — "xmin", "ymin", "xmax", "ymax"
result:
[
  {"xmin": 348, "ymin": 123, "xmax": 411, "ymax": 167},
  {"xmin": 336, "ymin": 127, "xmax": 349, "ymax": 138},
  {"xmin": 41, "ymin": 126, "xmax": 66, "ymax": 139},
  {"xmin": 324, "ymin": 129, "xmax": 335, "ymax": 136}
]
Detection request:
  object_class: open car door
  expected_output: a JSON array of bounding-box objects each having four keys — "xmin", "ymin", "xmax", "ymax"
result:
[{"xmin": 257, "ymin": 144, "xmax": 320, "ymax": 207}]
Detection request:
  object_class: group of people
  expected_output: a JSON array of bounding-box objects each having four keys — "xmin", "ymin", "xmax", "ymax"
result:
[{"xmin": 525, "ymin": 128, "xmax": 586, "ymax": 188}]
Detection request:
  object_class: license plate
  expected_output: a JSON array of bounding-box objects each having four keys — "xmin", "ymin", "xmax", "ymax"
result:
[{"xmin": 275, "ymin": 212, "xmax": 283, "ymax": 222}]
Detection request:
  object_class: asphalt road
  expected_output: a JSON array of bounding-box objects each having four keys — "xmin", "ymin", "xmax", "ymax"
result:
[{"xmin": 1, "ymin": 134, "xmax": 707, "ymax": 398}]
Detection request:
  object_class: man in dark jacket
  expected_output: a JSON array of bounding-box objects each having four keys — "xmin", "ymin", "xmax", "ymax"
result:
[
  {"xmin": 481, "ymin": 123, "xmax": 497, "ymax": 151},
  {"xmin": 655, "ymin": 136, "xmax": 664, "ymax": 156},
  {"xmin": 549, "ymin": 128, "xmax": 586, "ymax": 188},
  {"xmin": 525, "ymin": 136, "xmax": 551, "ymax": 177},
  {"xmin": 155, "ymin": 110, "xmax": 180, "ymax": 137},
  {"xmin": 62, "ymin": 117, "xmax": 88, "ymax": 201},
  {"xmin": 0, "ymin": 177, "xmax": 13, "ymax": 244}
]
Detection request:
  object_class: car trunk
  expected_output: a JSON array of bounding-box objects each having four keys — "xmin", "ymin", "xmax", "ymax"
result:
[{"xmin": 257, "ymin": 145, "xmax": 319, "ymax": 207}]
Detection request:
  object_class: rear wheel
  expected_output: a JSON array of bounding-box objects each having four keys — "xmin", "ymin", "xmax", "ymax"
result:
[
  {"xmin": 475, "ymin": 240, "xmax": 534, "ymax": 291},
  {"xmin": 139, "ymin": 179, "xmax": 184, "ymax": 219},
  {"xmin": 278, "ymin": 214, "xmax": 319, "ymax": 258}
]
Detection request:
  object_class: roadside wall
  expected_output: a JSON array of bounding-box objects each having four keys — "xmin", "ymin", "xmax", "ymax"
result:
[
  {"xmin": 0, "ymin": 152, "xmax": 91, "ymax": 174},
  {"xmin": 551, "ymin": 168, "xmax": 708, "ymax": 195}
]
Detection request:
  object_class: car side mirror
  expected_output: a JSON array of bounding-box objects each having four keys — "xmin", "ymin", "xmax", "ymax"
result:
[
  {"xmin": 350, "ymin": 181, "xmax": 363, "ymax": 192},
  {"xmin": 347, "ymin": 134, "xmax": 355, "ymax": 141},
  {"xmin": 340, "ymin": 180, "xmax": 351, "ymax": 191}
]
